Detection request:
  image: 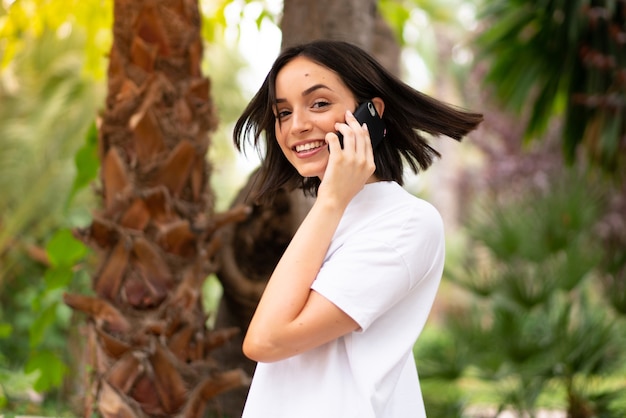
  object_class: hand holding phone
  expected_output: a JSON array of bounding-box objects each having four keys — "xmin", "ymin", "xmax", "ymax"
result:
[{"xmin": 337, "ymin": 101, "xmax": 386, "ymax": 149}]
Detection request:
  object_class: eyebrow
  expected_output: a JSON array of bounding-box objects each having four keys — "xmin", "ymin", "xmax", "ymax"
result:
[{"xmin": 275, "ymin": 83, "xmax": 333, "ymax": 103}]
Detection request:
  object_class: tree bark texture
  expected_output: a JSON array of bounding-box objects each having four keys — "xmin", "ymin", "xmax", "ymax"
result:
[
  {"xmin": 209, "ymin": 169, "xmax": 314, "ymax": 416},
  {"xmin": 63, "ymin": 0, "xmax": 249, "ymax": 416},
  {"xmin": 280, "ymin": 0, "xmax": 400, "ymax": 75}
]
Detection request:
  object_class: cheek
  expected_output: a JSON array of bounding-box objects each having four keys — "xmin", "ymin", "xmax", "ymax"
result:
[{"xmin": 274, "ymin": 124, "xmax": 292, "ymax": 155}]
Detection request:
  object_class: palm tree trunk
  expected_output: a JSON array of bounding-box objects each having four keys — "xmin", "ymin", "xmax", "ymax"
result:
[{"xmin": 63, "ymin": 0, "xmax": 248, "ymax": 416}]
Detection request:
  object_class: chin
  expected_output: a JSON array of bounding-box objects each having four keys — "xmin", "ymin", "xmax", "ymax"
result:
[{"xmin": 296, "ymin": 168, "xmax": 325, "ymax": 179}]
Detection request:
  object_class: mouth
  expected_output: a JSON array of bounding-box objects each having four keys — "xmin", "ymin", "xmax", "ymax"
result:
[{"xmin": 293, "ymin": 140, "xmax": 326, "ymax": 153}]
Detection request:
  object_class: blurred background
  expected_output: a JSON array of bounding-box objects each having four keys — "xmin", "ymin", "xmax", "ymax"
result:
[{"xmin": 0, "ymin": 0, "xmax": 625, "ymax": 417}]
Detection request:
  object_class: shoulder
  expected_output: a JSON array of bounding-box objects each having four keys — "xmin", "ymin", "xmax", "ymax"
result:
[
  {"xmin": 349, "ymin": 182, "xmax": 444, "ymax": 238},
  {"xmin": 400, "ymin": 193, "xmax": 444, "ymax": 238},
  {"xmin": 336, "ymin": 182, "xmax": 445, "ymax": 267}
]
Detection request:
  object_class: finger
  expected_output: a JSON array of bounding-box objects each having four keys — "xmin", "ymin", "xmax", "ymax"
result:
[
  {"xmin": 325, "ymin": 131, "xmax": 342, "ymax": 154},
  {"xmin": 340, "ymin": 110, "xmax": 362, "ymax": 151},
  {"xmin": 334, "ymin": 121, "xmax": 355, "ymax": 151},
  {"xmin": 361, "ymin": 123, "xmax": 373, "ymax": 155},
  {"xmin": 349, "ymin": 118, "xmax": 372, "ymax": 160}
]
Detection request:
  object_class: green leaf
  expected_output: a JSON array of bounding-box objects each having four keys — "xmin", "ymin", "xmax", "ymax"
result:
[
  {"xmin": 29, "ymin": 303, "xmax": 58, "ymax": 347},
  {"xmin": 476, "ymin": 0, "xmax": 625, "ymax": 174},
  {"xmin": 255, "ymin": 10, "xmax": 273, "ymax": 30},
  {"xmin": 44, "ymin": 265, "xmax": 74, "ymax": 290},
  {"xmin": 25, "ymin": 350, "xmax": 67, "ymax": 392},
  {"xmin": 378, "ymin": 0, "xmax": 411, "ymax": 43},
  {"xmin": 0, "ymin": 322, "xmax": 12, "ymax": 339},
  {"xmin": 67, "ymin": 120, "xmax": 99, "ymax": 206},
  {"xmin": 45, "ymin": 228, "xmax": 87, "ymax": 267}
]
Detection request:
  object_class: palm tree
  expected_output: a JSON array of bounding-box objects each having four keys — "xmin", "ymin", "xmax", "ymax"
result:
[
  {"xmin": 475, "ymin": 0, "xmax": 626, "ymax": 327},
  {"xmin": 476, "ymin": 0, "xmax": 625, "ymax": 174},
  {"xmin": 62, "ymin": 0, "xmax": 248, "ymax": 416}
]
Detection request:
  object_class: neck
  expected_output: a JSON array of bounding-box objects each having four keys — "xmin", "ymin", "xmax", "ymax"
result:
[{"xmin": 366, "ymin": 174, "xmax": 380, "ymax": 184}]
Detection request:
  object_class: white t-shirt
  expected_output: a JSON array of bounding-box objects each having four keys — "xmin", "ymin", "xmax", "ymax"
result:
[{"xmin": 242, "ymin": 181, "xmax": 445, "ymax": 418}]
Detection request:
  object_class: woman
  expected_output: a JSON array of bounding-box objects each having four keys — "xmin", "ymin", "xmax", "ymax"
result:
[{"xmin": 233, "ymin": 40, "xmax": 482, "ymax": 417}]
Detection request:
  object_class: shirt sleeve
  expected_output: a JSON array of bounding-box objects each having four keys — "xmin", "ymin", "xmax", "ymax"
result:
[
  {"xmin": 312, "ymin": 239, "xmax": 411, "ymax": 331},
  {"xmin": 311, "ymin": 202, "xmax": 445, "ymax": 332}
]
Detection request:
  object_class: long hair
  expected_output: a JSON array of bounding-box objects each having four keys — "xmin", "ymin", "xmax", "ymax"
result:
[{"xmin": 234, "ymin": 40, "xmax": 483, "ymax": 202}]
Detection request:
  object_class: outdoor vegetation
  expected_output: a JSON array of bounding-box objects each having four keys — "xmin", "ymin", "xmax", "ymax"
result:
[{"xmin": 0, "ymin": 0, "xmax": 624, "ymax": 417}]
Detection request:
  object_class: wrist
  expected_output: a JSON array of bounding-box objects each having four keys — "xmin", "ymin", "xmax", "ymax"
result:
[{"xmin": 314, "ymin": 192, "xmax": 350, "ymax": 217}]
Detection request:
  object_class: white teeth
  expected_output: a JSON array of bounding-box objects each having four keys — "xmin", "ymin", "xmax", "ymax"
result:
[{"xmin": 295, "ymin": 141, "xmax": 325, "ymax": 152}]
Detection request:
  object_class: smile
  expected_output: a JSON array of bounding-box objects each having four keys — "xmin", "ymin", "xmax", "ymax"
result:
[{"xmin": 294, "ymin": 141, "xmax": 326, "ymax": 153}]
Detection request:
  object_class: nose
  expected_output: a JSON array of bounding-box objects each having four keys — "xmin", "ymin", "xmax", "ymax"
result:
[{"xmin": 289, "ymin": 108, "xmax": 312, "ymax": 136}]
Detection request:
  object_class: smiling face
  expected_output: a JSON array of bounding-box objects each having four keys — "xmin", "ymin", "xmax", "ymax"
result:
[{"xmin": 273, "ymin": 56, "xmax": 357, "ymax": 180}]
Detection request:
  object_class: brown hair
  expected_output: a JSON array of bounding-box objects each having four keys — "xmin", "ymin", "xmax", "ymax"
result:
[{"xmin": 234, "ymin": 40, "xmax": 483, "ymax": 202}]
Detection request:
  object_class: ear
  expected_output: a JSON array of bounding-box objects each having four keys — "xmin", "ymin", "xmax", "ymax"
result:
[{"xmin": 371, "ymin": 97, "xmax": 385, "ymax": 117}]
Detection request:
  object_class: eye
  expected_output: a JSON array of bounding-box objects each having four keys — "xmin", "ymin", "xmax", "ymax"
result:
[
  {"xmin": 312, "ymin": 100, "xmax": 331, "ymax": 109},
  {"xmin": 275, "ymin": 109, "xmax": 292, "ymax": 119}
]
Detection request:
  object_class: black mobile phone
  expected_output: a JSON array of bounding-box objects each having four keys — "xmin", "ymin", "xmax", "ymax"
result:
[{"xmin": 337, "ymin": 101, "xmax": 386, "ymax": 149}]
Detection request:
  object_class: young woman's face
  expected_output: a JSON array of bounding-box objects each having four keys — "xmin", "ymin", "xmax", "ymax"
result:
[{"xmin": 273, "ymin": 56, "xmax": 357, "ymax": 179}]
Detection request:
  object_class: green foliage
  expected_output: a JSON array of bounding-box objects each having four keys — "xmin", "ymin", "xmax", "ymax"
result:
[
  {"xmin": 46, "ymin": 229, "xmax": 89, "ymax": 271},
  {"xmin": 0, "ymin": 22, "xmax": 101, "ymax": 410},
  {"xmin": 379, "ymin": 0, "xmax": 460, "ymax": 43},
  {"xmin": 21, "ymin": 142, "xmax": 94, "ymax": 396},
  {"xmin": 26, "ymin": 227, "xmax": 90, "ymax": 393},
  {"xmin": 475, "ymin": 0, "xmax": 626, "ymax": 174},
  {"xmin": 418, "ymin": 169, "xmax": 626, "ymax": 416},
  {"xmin": 25, "ymin": 350, "xmax": 68, "ymax": 393},
  {"xmin": 421, "ymin": 378, "xmax": 466, "ymax": 417},
  {"xmin": 201, "ymin": 0, "xmax": 281, "ymax": 44},
  {"xmin": 68, "ymin": 122, "xmax": 100, "ymax": 207},
  {"xmin": 379, "ymin": 0, "xmax": 477, "ymax": 88},
  {"xmin": 470, "ymin": 178, "xmax": 602, "ymax": 263},
  {"xmin": 0, "ymin": 323, "xmax": 11, "ymax": 339},
  {"xmin": 378, "ymin": 0, "xmax": 413, "ymax": 42},
  {"xmin": 0, "ymin": 0, "xmax": 113, "ymax": 78},
  {"xmin": 28, "ymin": 228, "xmax": 89, "ymax": 389},
  {"xmin": 0, "ymin": 27, "xmax": 101, "ymax": 264}
]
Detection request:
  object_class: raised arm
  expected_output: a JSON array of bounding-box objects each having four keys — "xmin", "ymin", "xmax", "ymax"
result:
[{"xmin": 242, "ymin": 111, "xmax": 376, "ymax": 363}]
